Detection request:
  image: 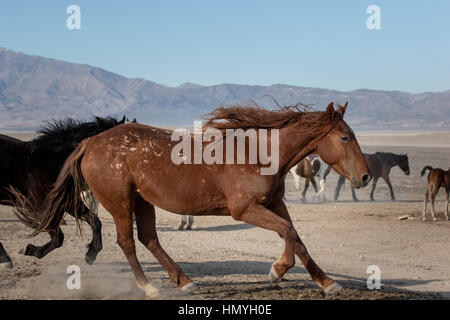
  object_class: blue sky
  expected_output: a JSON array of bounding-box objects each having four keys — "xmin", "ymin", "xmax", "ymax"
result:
[{"xmin": 0, "ymin": 0, "xmax": 449, "ymax": 93}]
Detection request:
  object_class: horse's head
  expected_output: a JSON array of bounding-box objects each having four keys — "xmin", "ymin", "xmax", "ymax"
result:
[
  {"xmin": 315, "ymin": 102, "xmax": 371, "ymax": 188},
  {"xmin": 397, "ymin": 154, "xmax": 410, "ymax": 175},
  {"xmin": 95, "ymin": 115, "xmax": 126, "ymax": 131}
]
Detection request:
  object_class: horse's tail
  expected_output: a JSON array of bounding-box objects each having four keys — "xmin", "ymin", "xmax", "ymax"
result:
[
  {"xmin": 13, "ymin": 139, "xmax": 91, "ymax": 236},
  {"xmin": 421, "ymin": 165, "xmax": 433, "ymax": 177}
]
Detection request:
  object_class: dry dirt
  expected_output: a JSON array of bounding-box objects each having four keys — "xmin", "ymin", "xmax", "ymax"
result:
[{"xmin": 0, "ymin": 131, "xmax": 449, "ymax": 300}]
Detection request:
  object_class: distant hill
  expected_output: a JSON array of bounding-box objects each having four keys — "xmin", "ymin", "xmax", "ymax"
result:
[{"xmin": 0, "ymin": 47, "xmax": 449, "ymax": 131}]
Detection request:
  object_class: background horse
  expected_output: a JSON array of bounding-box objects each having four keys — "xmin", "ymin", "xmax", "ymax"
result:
[
  {"xmin": 334, "ymin": 152, "xmax": 409, "ymax": 201},
  {"xmin": 289, "ymin": 155, "xmax": 331, "ymax": 202},
  {"xmin": 421, "ymin": 166, "xmax": 450, "ymax": 221},
  {"xmin": 0, "ymin": 116, "xmax": 126, "ymax": 270},
  {"xmin": 20, "ymin": 102, "xmax": 370, "ymax": 297}
]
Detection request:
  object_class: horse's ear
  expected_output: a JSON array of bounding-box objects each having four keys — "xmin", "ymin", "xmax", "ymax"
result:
[
  {"xmin": 119, "ymin": 115, "xmax": 126, "ymax": 124},
  {"xmin": 132, "ymin": 118, "xmax": 137, "ymax": 123},
  {"xmin": 95, "ymin": 116, "xmax": 105, "ymax": 127},
  {"xmin": 336, "ymin": 101, "xmax": 348, "ymax": 117},
  {"xmin": 325, "ymin": 102, "xmax": 335, "ymax": 119}
]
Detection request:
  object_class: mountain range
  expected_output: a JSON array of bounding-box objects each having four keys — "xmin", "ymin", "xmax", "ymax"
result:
[{"xmin": 1, "ymin": 47, "xmax": 449, "ymax": 131}]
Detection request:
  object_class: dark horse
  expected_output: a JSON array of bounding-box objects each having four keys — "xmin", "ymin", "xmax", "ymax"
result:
[
  {"xmin": 334, "ymin": 152, "xmax": 410, "ymax": 201},
  {"xmin": 421, "ymin": 166, "xmax": 450, "ymax": 221},
  {"xmin": 19, "ymin": 102, "xmax": 371, "ymax": 297},
  {"xmin": 0, "ymin": 116, "xmax": 126, "ymax": 270}
]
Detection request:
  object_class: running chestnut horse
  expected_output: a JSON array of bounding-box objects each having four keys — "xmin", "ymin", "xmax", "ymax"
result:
[
  {"xmin": 334, "ymin": 152, "xmax": 409, "ymax": 201},
  {"xmin": 0, "ymin": 116, "xmax": 126, "ymax": 270},
  {"xmin": 421, "ymin": 166, "xmax": 450, "ymax": 221},
  {"xmin": 18, "ymin": 102, "xmax": 371, "ymax": 297}
]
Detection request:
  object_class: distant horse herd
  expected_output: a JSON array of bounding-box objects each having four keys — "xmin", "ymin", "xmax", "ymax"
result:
[{"xmin": 0, "ymin": 101, "xmax": 448, "ymax": 298}]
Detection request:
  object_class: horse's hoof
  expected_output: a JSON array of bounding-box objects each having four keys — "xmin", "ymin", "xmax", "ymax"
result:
[
  {"xmin": 0, "ymin": 260, "xmax": 13, "ymax": 270},
  {"xmin": 433, "ymin": 218, "xmax": 438, "ymax": 222},
  {"xmin": 324, "ymin": 282, "xmax": 343, "ymax": 295},
  {"xmin": 181, "ymin": 282, "xmax": 198, "ymax": 293},
  {"xmin": 269, "ymin": 265, "xmax": 282, "ymax": 282},
  {"xmin": 85, "ymin": 254, "xmax": 96, "ymax": 265},
  {"xmin": 138, "ymin": 283, "xmax": 160, "ymax": 298}
]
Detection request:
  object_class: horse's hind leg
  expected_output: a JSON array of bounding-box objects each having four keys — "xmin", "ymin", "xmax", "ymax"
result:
[
  {"xmin": 430, "ymin": 187, "xmax": 439, "ymax": 222},
  {"xmin": 301, "ymin": 179, "xmax": 310, "ymax": 202},
  {"xmin": 384, "ymin": 175, "xmax": 396, "ymax": 201},
  {"xmin": 445, "ymin": 190, "xmax": 449, "ymax": 220},
  {"xmin": 423, "ymin": 189, "xmax": 429, "ymax": 221},
  {"xmin": 186, "ymin": 215, "xmax": 194, "ymax": 230},
  {"xmin": 101, "ymin": 194, "xmax": 159, "ymax": 298},
  {"xmin": 271, "ymin": 201, "xmax": 340, "ymax": 293},
  {"xmin": 20, "ymin": 226, "xmax": 64, "ymax": 259},
  {"xmin": 0, "ymin": 241, "xmax": 13, "ymax": 270},
  {"xmin": 75, "ymin": 205, "xmax": 103, "ymax": 265},
  {"xmin": 134, "ymin": 196, "xmax": 195, "ymax": 291},
  {"xmin": 178, "ymin": 215, "xmax": 187, "ymax": 230}
]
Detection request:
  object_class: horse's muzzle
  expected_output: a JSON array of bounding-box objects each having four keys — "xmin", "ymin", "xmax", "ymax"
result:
[{"xmin": 352, "ymin": 173, "xmax": 371, "ymax": 188}]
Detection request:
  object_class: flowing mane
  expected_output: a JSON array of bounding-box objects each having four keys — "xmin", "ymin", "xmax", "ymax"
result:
[
  {"xmin": 31, "ymin": 116, "xmax": 123, "ymax": 154},
  {"xmin": 203, "ymin": 101, "xmax": 343, "ymax": 136}
]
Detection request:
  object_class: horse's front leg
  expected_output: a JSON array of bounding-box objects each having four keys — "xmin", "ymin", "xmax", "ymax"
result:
[
  {"xmin": 270, "ymin": 201, "xmax": 341, "ymax": 293},
  {"xmin": 370, "ymin": 177, "xmax": 379, "ymax": 201},
  {"xmin": 0, "ymin": 241, "xmax": 13, "ymax": 270},
  {"xmin": 334, "ymin": 175, "xmax": 345, "ymax": 201},
  {"xmin": 232, "ymin": 202, "xmax": 297, "ymax": 282},
  {"xmin": 20, "ymin": 227, "xmax": 64, "ymax": 259},
  {"xmin": 351, "ymin": 186, "xmax": 359, "ymax": 202}
]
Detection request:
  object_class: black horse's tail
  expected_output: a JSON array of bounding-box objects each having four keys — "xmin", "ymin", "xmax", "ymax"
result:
[
  {"xmin": 12, "ymin": 139, "xmax": 91, "ymax": 236},
  {"xmin": 421, "ymin": 165, "xmax": 433, "ymax": 177}
]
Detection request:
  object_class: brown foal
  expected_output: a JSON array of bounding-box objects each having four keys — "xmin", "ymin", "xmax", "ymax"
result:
[
  {"xmin": 24, "ymin": 101, "xmax": 370, "ymax": 297},
  {"xmin": 421, "ymin": 166, "xmax": 450, "ymax": 221}
]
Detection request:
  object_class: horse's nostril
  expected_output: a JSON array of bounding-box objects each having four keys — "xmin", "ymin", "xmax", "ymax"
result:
[{"xmin": 362, "ymin": 174, "xmax": 370, "ymax": 184}]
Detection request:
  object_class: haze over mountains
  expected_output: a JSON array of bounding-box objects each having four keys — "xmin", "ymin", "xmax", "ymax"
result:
[{"xmin": 0, "ymin": 47, "xmax": 449, "ymax": 131}]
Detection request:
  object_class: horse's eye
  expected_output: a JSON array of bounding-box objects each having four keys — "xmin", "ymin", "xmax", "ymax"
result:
[{"xmin": 340, "ymin": 136, "xmax": 349, "ymax": 142}]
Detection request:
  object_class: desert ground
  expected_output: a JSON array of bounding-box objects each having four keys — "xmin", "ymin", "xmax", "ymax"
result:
[{"xmin": 0, "ymin": 131, "xmax": 449, "ymax": 300}]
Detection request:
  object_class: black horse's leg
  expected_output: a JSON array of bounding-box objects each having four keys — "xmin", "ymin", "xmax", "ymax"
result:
[
  {"xmin": 0, "ymin": 241, "xmax": 13, "ymax": 270},
  {"xmin": 334, "ymin": 175, "xmax": 345, "ymax": 201},
  {"xmin": 370, "ymin": 177, "xmax": 379, "ymax": 201},
  {"xmin": 351, "ymin": 187, "xmax": 359, "ymax": 202},
  {"xmin": 384, "ymin": 175, "xmax": 396, "ymax": 201},
  {"xmin": 20, "ymin": 227, "xmax": 64, "ymax": 259},
  {"xmin": 68, "ymin": 205, "xmax": 103, "ymax": 265}
]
